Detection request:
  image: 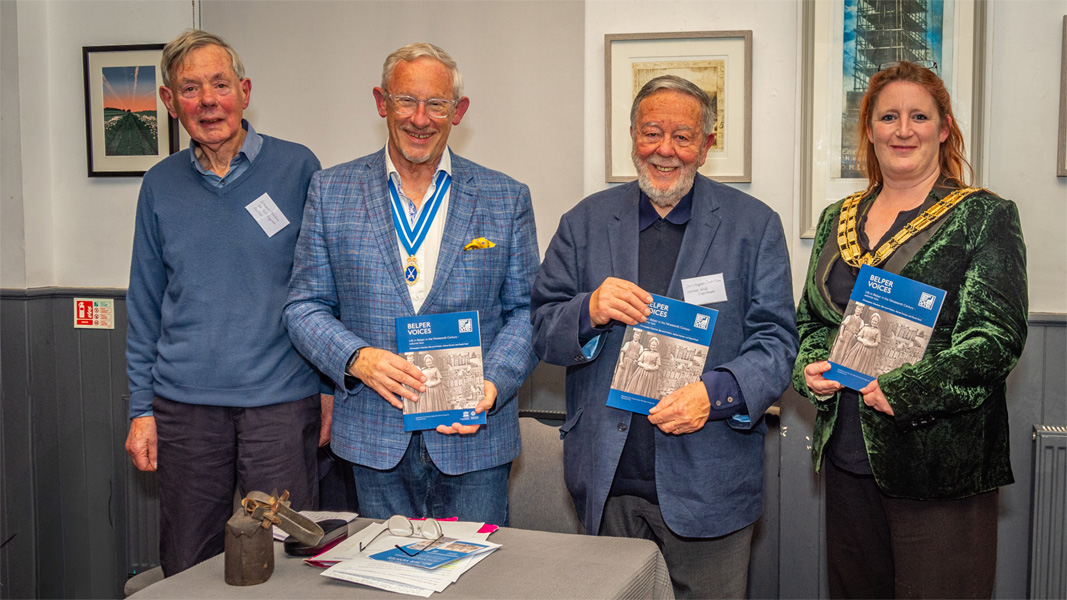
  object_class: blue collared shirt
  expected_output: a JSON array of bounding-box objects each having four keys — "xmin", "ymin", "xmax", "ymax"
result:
[{"xmin": 188, "ymin": 119, "xmax": 262, "ymax": 187}]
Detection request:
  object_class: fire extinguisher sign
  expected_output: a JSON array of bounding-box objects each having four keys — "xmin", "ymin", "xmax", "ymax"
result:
[{"xmin": 74, "ymin": 298, "xmax": 115, "ymax": 330}]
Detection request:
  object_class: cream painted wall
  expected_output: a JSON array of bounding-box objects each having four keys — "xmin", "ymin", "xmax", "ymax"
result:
[
  {"xmin": 6, "ymin": 0, "xmax": 190, "ymax": 288},
  {"xmin": 982, "ymin": 0, "xmax": 1067, "ymax": 312},
  {"xmin": 582, "ymin": 0, "xmax": 804, "ymax": 296},
  {"xmin": 2, "ymin": 0, "xmax": 1065, "ymax": 312},
  {"xmin": 10, "ymin": 0, "xmax": 54, "ymax": 289},
  {"xmin": 2, "ymin": 0, "xmax": 27, "ymax": 288},
  {"xmin": 1, "ymin": 0, "xmax": 582, "ymax": 288},
  {"xmin": 201, "ymin": 0, "xmax": 584, "ymax": 260},
  {"xmin": 582, "ymin": 0, "xmax": 1066, "ymax": 314}
]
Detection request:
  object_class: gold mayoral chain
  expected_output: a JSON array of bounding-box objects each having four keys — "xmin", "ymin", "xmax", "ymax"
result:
[{"xmin": 836, "ymin": 187, "xmax": 984, "ymax": 268}]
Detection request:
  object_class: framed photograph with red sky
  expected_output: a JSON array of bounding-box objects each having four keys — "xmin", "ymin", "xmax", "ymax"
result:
[{"xmin": 83, "ymin": 44, "xmax": 179, "ymax": 177}]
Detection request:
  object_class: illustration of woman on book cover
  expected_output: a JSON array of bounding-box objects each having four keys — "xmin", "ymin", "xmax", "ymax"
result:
[
  {"xmin": 419, "ymin": 354, "xmax": 445, "ymax": 411},
  {"xmin": 843, "ymin": 313, "xmax": 881, "ymax": 374},
  {"xmin": 612, "ymin": 329, "xmax": 644, "ymax": 388},
  {"xmin": 626, "ymin": 336, "xmax": 662, "ymax": 398},
  {"xmin": 830, "ymin": 304, "xmax": 865, "ymax": 363}
]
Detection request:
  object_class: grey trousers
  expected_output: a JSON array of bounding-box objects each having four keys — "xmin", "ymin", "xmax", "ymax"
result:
[{"xmin": 600, "ymin": 494, "xmax": 753, "ymax": 599}]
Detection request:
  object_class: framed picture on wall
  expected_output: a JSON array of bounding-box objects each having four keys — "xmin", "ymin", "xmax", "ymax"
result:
[
  {"xmin": 83, "ymin": 44, "xmax": 179, "ymax": 177},
  {"xmin": 605, "ymin": 31, "xmax": 752, "ymax": 183},
  {"xmin": 1058, "ymin": 16, "xmax": 1067, "ymax": 177},
  {"xmin": 799, "ymin": 0, "xmax": 986, "ymax": 237}
]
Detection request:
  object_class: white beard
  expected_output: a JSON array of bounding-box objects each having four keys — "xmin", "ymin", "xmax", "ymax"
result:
[
  {"xmin": 400, "ymin": 146, "xmax": 432, "ymax": 165},
  {"xmin": 632, "ymin": 148, "xmax": 697, "ymax": 208}
]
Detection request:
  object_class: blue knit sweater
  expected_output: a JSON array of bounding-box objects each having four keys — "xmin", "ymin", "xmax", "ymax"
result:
[{"xmin": 126, "ymin": 135, "xmax": 321, "ymax": 418}]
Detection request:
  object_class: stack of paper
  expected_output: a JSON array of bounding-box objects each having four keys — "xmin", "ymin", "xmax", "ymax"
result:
[{"xmin": 315, "ymin": 521, "xmax": 499, "ymax": 596}]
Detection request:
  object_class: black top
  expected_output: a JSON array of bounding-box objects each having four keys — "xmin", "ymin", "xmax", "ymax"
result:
[
  {"xmin": 825, "ymin": 196, "xmax": 928, "ymax": 474},
  {"xmin": 608, "ymin": 189, "xmax": 692, "ymax": 501}
]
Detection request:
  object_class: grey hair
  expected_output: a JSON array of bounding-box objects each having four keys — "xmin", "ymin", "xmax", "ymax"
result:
[
  {"xmin": 381, "ymin": 43, "xmax": 463, "ymax": 100},
  {"xmin": 629, "ymin": 75, "xmax": 716, "ymax": 138},
  {"xmin": 161, "ymin": 30, "xmax": 245, "ymax": 88}
]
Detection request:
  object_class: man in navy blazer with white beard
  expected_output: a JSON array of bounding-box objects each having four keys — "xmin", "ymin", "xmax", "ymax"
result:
[{"xmin": 531, "ymin": 76, "xmax": 798, "ymax": 599}]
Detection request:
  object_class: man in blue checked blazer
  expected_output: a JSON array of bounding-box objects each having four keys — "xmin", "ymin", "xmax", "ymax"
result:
[{"xmin": 284, "ymin": 43, "xmax": 538, "ymax": 525}]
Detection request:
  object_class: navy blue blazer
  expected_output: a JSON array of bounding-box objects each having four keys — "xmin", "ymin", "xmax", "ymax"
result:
[
  {"xmin": 284, "ymin": 148, "xmax": 539, "ymax": 475},
  {"xmin": 531, "ymin": 175, "xmax": 798, "ymax": 537}
]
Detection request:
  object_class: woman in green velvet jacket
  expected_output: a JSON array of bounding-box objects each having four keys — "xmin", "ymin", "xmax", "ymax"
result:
[{"xmin": 793, "ymin": 61, "xmax": 1028, "ymax": 599}]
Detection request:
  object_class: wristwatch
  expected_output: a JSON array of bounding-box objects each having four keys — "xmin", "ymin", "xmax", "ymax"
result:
[
  {"xmin": 346, "ymin": 347, "xmax": 362, "ymax": 373},
  {"xmin": 344, "ymin": 347, "xmax": 362, "ymax": 389}
]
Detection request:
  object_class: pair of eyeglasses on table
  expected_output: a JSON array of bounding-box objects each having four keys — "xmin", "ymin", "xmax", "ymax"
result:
[{"xmin": 358, "ymin": 515, "xmax": 444, "ymax": 557}]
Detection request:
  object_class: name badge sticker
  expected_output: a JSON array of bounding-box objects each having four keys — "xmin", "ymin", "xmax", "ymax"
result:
[
  {"xmin": 681, "ymin": 273, "xmax": 728, "ymax": 305},
  {"xmin": 245, "ymin": 193, "xmax": 290, "ymax": 238}
]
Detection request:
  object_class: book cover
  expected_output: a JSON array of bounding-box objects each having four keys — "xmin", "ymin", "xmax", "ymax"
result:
[
  {"xmin": 825, "ymin": 264, "xmax": 946, "ymax": 390},
  {"xmin": 369, "ymin": 538, "xmax": 496, "ymax": 570},
  {"xmin": 395, "ymin": 311, "xmax": 485, "ymax": 431},
  {"xmin": 606, "ymin": 294, "xmax": 718, "ymax": 415}
]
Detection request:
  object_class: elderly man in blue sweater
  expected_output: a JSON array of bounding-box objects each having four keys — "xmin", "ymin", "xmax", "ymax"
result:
[{"xmin": 124, "ymin": 30, "xmax": 324, "ymax": 577}]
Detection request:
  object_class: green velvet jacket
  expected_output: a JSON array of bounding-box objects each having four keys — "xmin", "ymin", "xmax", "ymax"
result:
[{"xmin": 792, "ymin": 184, "xmax": 1028, "ymax": 499}]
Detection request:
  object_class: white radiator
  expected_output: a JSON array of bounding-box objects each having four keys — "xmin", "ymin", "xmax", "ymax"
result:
[{"xmin": 1030, "ymin": 424, "xmax": 1067, "ymax": 599}]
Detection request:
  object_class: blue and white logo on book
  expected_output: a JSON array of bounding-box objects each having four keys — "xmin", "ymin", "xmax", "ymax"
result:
[
  {"xmin": 396, "ymin": 311, "xmax": 486, "ymax": 431},
  {"xmin": 694, "ymin": 313, "xmax": 711, "ymax": 330},
  {"xmin": 606, "ymin": 294, "xmax": 718, "ymax": 415},
  {"xmin": 825, "ymin": 265, "xmax": 946, "ymax": 391}
]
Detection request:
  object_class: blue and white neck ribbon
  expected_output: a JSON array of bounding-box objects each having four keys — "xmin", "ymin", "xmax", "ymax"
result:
[{"xmin": 388, "ymin": 170, "xmax": 451, "ymax": 286}]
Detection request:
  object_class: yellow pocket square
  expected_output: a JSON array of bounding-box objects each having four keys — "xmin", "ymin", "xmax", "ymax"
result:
[{"xmin": 463, "ymin": 237, "xmax": 496, "ymax": 250}]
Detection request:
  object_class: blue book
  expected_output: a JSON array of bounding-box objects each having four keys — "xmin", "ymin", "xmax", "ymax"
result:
[
  {"xmin": 395, "ymin": 311, "xmax": 486, "ymax": 431},
  {"xmin": 606, "ymin": 294, "xmax": 718, "ymax": 415},
  {"xmin": 825, "ymin": 265, "xmax": 946, "ymax": 391},
  {"xmin": 370, "ymin": 538, "xmax": 495, "ymax": 569}
]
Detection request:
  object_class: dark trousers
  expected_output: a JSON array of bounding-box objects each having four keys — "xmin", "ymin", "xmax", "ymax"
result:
[
  {"xmin": 600, "ymin": 494, "xmax": 753, "ymax": 599},
  {"xmin": 824, "ymin": 459, "xmax": 998, "ymax": 599},
  {"xmin": 154, "ymin": 395, "xmax": 320, "ymax": 576},
  {"xmin": 318, "ymin": 445, "xmax": 358, "ymax": 512}
]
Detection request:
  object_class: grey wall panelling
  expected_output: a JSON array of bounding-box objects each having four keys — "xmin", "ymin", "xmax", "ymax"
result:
[
  {"xmin": 1, "ymin": 290, "xmax": 1064, "ymax": 598},
  {"xmin": 1, "ymin": 296, "xmax": 36, "ymax": 600},
  {"xmin": 1, "ymin": 290, "xmax": 134, "ymax": 598}
]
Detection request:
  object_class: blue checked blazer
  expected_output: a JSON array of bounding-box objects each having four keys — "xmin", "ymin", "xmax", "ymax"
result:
[{"xmin": 284, "ymin": 148, "xmax": 539, "ymax": 475}]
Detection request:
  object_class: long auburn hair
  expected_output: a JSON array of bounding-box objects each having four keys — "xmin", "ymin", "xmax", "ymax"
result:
[{"xmin": 857, "ymin": 61, "xmax": 972, "ymax": 187}]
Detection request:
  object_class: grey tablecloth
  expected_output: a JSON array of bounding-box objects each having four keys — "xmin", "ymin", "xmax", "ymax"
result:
[{"xmin": 131, "ymin": 519, "xmax": 673, "ymax": 599}]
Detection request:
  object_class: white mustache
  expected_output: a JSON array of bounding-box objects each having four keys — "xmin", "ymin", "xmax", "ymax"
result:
[{"xmin": 647, "ymin": 159, "xmax": 682, "ymax": 169}]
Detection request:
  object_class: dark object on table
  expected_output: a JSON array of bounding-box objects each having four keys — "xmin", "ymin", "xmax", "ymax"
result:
[
  {"xmin": 284, "ymin": 519, "xmax": 349, "ymax": 556},
  {"xmin": 224, "ymin": 511, "xmax": 274, "ymax": 586},
  {"xmin": 224, "ymin": 490, "xmax": 324, "ymax": 586}
]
